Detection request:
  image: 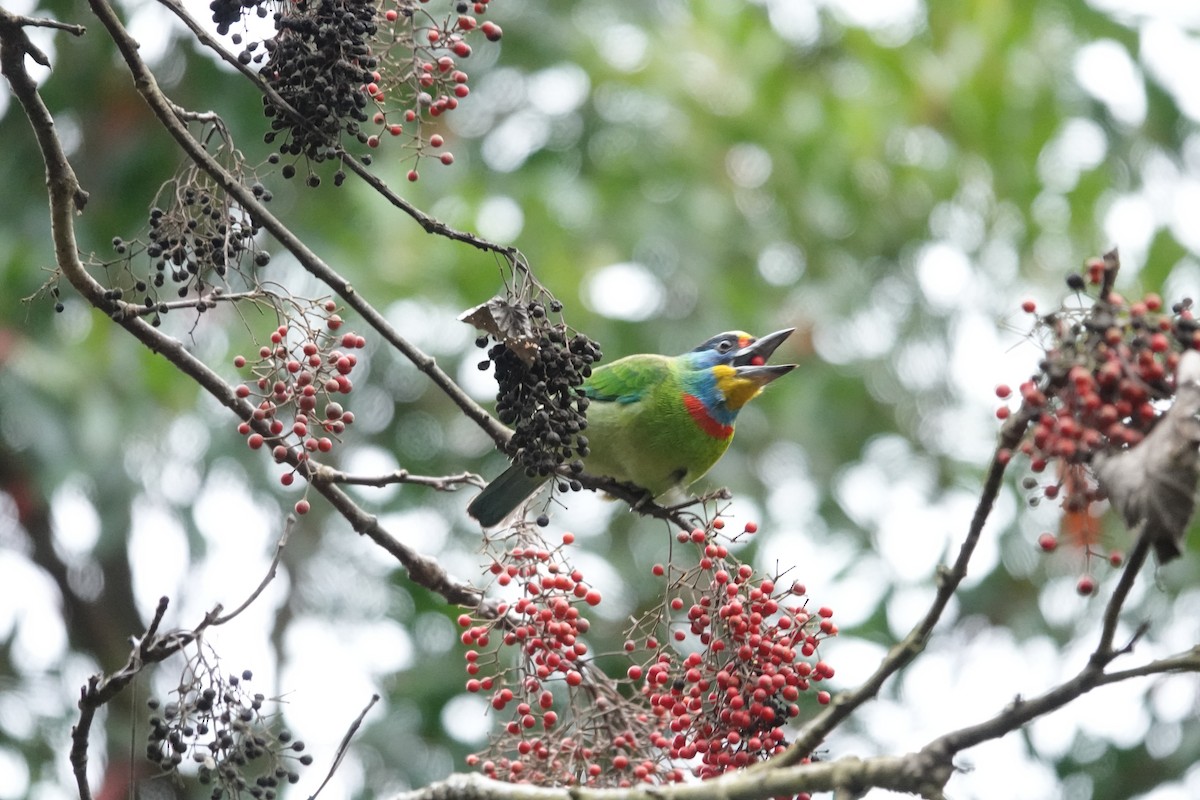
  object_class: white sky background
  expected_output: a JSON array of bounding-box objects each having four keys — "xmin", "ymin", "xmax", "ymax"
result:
[{"xmin": 4, "ymin": 0, "xmax": 1200, "ymax": 799}]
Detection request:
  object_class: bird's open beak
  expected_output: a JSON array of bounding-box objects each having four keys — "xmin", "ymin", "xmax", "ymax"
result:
[
  {"xmin": 734, "ymin": 363, "xmax": 796, "ymax": 386},
  {"xmin": 733, "ymin": 328, "xmax": 794, "ymax": 367}
]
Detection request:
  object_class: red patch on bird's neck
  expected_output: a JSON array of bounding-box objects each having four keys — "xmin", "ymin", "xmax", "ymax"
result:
[{"xmin": 683, "ymin": 394, "xmax": 733, "ymax": 439}]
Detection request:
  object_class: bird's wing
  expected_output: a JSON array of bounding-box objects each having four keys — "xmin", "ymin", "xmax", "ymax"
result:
[{"xmin": 583, "ymin": 354, "xmax": 674, "ymax": 405}]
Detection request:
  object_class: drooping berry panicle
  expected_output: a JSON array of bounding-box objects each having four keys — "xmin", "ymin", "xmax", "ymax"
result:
[
  {"xmin": 211, "ymin": 0, "xmax": 504, "ymax": 183},
  {"xmin": 364, "ymin": 0, "xmax": 504, "ymax": 178},
  {"xmin": 998, "ymin": 251, "xmax": 1197, "ymax": 568},
  {"xmin": 232, "ymin": 300, "xmax": 364, "ymax": 512},
  {"xmin": 146, "ymin": 649, "xmax": 313, "ymax": 798},
  {"xmin": 97, "ymin": 166, "xmax": 273, "ymax": 324},
  {"xmin": 634, "ymin": 520, "xmax": 835, "ymax": 779},
  {"xmin": 259, "ymin": 0, "xmax": 380, "ymax": 169},
  {"xmin": 463, "ymin": 292, "xmax": 601, "ymax": 498},
  {"xmin": 459, "ymin": 527, "xmax": 631, "ymax": 785},
  {"xmin": 459, "ymin": 518, "xmax": 834, "ymax": 789}
]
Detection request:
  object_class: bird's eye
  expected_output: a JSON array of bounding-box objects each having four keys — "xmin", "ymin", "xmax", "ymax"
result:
[{"xmin": 718, "ymin": 340, "xmax": 734, "ymax": 353}]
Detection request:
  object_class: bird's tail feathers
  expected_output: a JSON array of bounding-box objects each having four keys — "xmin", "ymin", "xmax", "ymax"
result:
[{"xmin": 467, "ymin": 464, "xmax": 548, "ymax": 527}]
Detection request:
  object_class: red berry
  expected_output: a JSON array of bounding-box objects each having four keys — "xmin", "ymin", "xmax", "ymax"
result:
[
  {"xmin": 481, "ymin": 20, "xmax": 502, "ymax": 40},
  {"xmin": 294, "ymin": 499, "xmax": 310, "ymax": 515},
  {"xmin": 1037, "ymin": 532, "xmax": 1057, "ymax": 552},
  {"xmin": 1076, "ymin": 575, "xmax": 1096, "ymax": 595},
  {"xmin": 1021, "ymin": 299, "xmax": 1037, "ymax": 313},
  {"xmin": 407, "ymin": 169, "xmax": 419, "ymax": 182}
]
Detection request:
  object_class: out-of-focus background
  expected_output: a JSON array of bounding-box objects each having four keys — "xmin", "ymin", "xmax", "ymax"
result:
[{"xmin": 2, "ymin": 0, "xmax": 1200, "ymax": 798}]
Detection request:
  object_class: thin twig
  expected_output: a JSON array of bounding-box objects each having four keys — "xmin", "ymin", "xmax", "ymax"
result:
[
  {"xmin": 117, "ymin": 288, "xmax": 271, "ymax": 317},
  {"xmin": 773, "ymin": 405, "xmax": 1038, "ymax": 765},
  {"xmin": 20, "ymin": 16, "xmax": 85, "ymax": 35},
  {"xmin": 1093, "ymin": 524, "xmax": 1150, "ymax": 661},
  {"xmin": 211, "ymin": 517, "xmax": 292, "ymax": 625},
  {"xmin": 313, "ymin": 466, "xmax": 486, "ymax": 491},
  {"xmin": 308, "ymin": 694, "xmax": 380, "ymax": 800}
]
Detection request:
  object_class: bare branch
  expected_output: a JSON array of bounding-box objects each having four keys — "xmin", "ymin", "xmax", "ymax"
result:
[
  {"xmin": 1101, "ymin": 645, "xmax": 1200, "ymax": 684},
  {"xmin": 1094, "ymin": 530, "xmax": 1151, "ymax": 661},
  {"xmin": 314, "ymin": 466, "xmax": 487, "ymax": 491},
  {"xmin": 19, "ymin": 16, "xmax": 85, "ymax": 35},
  {"xmin": 309, "ymin": 694, "xmax": 380, "ymax": 800},
  {"xmin": 117, "ymin": 288, "xmax": 271, "ymax": 316},
  {"xmin": 774, "ymin": 404, "xmax": 1039, "ymax": 765},
  {"xmin": 211, "ymin": 517, "xmax": 292, "ymax": 625}
]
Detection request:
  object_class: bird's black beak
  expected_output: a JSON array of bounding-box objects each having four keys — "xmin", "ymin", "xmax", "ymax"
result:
[
  {"xmin": 733, "ymin": 328, "xmax": 794, "ymax": 367},
  {"xmin": 734, "ymin": 362, "xmax": 797, "ymax": 386}
]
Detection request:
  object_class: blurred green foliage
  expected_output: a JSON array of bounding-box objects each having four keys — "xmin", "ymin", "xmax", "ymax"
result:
[{"xmin": 2, "ymin": 1, "xmax": 1199, "ymax": 799}]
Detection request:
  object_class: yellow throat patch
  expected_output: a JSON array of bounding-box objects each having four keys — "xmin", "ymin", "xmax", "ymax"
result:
[{"xmin": 712, "ymin": 364, "xmax": 763, "ymax": 411}]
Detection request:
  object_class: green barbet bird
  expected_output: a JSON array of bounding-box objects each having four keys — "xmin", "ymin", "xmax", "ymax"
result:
[{"xmin": 467, "ymin": 329, "xmax": 796, "ymax": 527}]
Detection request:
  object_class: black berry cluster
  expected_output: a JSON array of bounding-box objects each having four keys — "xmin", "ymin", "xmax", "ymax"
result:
[
  {"xmin": 146, "ymin": 668, "xmax": 312, "ymax": 799},
  {"xmin": 208, "ymin": 0, "xmax": 268, "ymax": 34},
  {"xmin": 102, "ymin": 178, "xmax": 270, "ymax": 323},
  {"xmin": 476, "ymin": 302, "xmax": 601, "ymax": 489},
  {"xmin": 260, "ymin": 0, "xmax": 378, "ymax": 167}
]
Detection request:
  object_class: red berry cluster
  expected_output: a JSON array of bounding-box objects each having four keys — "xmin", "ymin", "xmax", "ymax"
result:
[
  {"xmin": 635, "ymin": 521, "xmax": 834, "ymax": 779},
  {"xmin": 998, "ymin": 260, "xmax": 1193, "ymax": 475},
  {"xmin": 997, "ymin": 254, "xmax": 1193, "ymax": 579},
  {"xmin": 458, "ymin": 519, "xmax": 834, "ymax": 789},
  {"xmin": 233, "ymin": 301, "xmax": 364, "ymax": 514},
  {"xmin": 366, "ymin": 0, "xmax": 504, "ymax": 180},
  {"xmin": 460, "ymin": 531, "xmax": 627, "ymax": 784}
]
